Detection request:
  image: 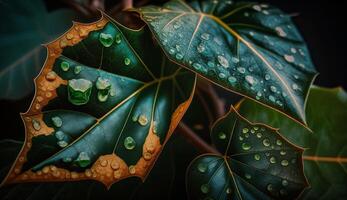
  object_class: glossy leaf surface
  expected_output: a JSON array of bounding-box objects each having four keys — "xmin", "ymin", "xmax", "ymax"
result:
[
  {"xmin": 186, "ymin": 107, "xmax": 307, "ymax": 200},
  {"xmin": 0, "ymin": 0, "xmax": 77, "ymax": 99},
  {"xmin": 2, "ymin": 14, "xmax": 196, "ymax": 188},
  {"xmin": 237, "ymin": 86, "xmax": 347, "ymax": 199},
  {"xmin": 135, "ymin": 0, "xmax": 317, "ymax": 125}
]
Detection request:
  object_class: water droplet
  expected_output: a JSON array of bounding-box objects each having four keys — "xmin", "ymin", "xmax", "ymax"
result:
[
  {"xmin": 32, "ymin": 119, "xmax": 41, "ymax": 131},
  {"xmin": 226, "ymin": 187, "xmax": 232, "ymax": 194},
  {"xmin": 242, "ymin": 143, "xmax": 252, "ymax": 151},
  {"xmin": 245, "ymin": 75, "xmax": 257, "ymax": 85},
  {"xmin": 256, "ymin": 132, "xmax": 262, "ymax": 138},
  {"xmin": 291, "ymin": 48, "xmax": 297, "ymax": 53},
  {"xmin": 254, "ymin": 154, "xmax": 261, "ymax": 161},
  {"xmin": 218, "ymin": 55, "xmax": 229, "ymax": 68},
  {"xmin": 207, "ymin": 61, "xmax": 215, "ymax": 68},
  {"xmin": 192, "ymin": 63, "xmax": 202, "ymax": 70},
  {"xmin": 239, "ymin": 136, "xmax": 244, "ymax": 141},
  {"xmin": 263, "ymin": 139, "xmax": 270, "ymax": 147},
  {"xmin": 96, "ymin": 77, "xmax": 111, "ymax": 102},
  {"xmin": 124, "ymin": 58, "xmax": 131, "ymax": 65},
  {"xmin": 228, "ymin": 76, "xmax": 237, "ymax": 84},
  {"xmin": 62, "ymin": 157, "xmax": 72, "ymax": 163},
  {"xmin": 129, "ymin": 165, "xmax": 136, "ymax": 174},
  {"xmin": 264, "ymin": 74, "xmax": 271, "ymax": 80},
  {"xmin": 99, "ymin": 33, "xmax": 114, "ymax": 47},
  {"xmin": 269, "ymin": 95, "xmax": 276, "ymax": 102},
  {"xmin": 76, "ymin": 152, "xmax": 91, "ymax": 167},
  {"xmin": 169, "ymin": 48, "xmax": 175, "ymax": 55},
  {"xmin": 198, "ymin": 163, "xmax": 207, "ymax": 173},
  {"xmin": 46, "ymin": 71, "xmax": 57, "ymax": 81},
  {"xmin": 200, "ymin": 184, "xmax": 210, "ymax": 194},
  {"xmin": 57, "ymin": 140, "xmax": 68, "ymax": 148},
  {"xmin": 280, "ymin": 151, "xmax": 286, "ymax": 155},
  {"xmin": 267, "ymin": 184, "xmax": 273, "ymax": 191},
  {"xmin": 270, "ymin": 86, "xmax": 277, "ymax": 93},
  {"xmin": 55, "ymin": 130, "xmax": 65, "ymax": 140},
  {"xmin": 218, "ymin": 72, "xmax": 226, "ymax": 79},
  {"xmin": 51, "ymin": 116, "xmax": 62, "ymax": 127},
  {"xmin": 270, "ymin": 156, "xmax": 276, "ymax": 163},
  {"xmin": 292, "ymin": 83, "xmax": 299, "ymax": 90},
  {"xmin": 276, "ymin": 139, "xmax": 282, "ymax": 146},
  {"xmin": 115, "ymin": 34, "xmax": 122, "ymax": 44},
  {"xmin": 237, "ymin": 67, "xmax": 245, "ymax": 74},
  {"xmin": 282, "ymin": 179, "xmax": 288, "ymax": 186},
  {"xmin": 218, "ymin": 132, "xmax": 226, "ymax": 140},
  {"xmin": 197, "ymin": 43, "xmax": 205, "ymax": 53},
  {"xmin": 201, "ymin": 33, "xmax": 210, "ymax": 40},
  {"xmin": 74, "ymin": 66, "xmax": 82, "ymax": 74},
  {"xmin": 61, "ymin": 61, "xmax": 70, "ymax": 71},
  {"xmin": 281, "ymin": 160, "xmax": 289, "ymax": 166},
  {"xmin": 275, "ymin": 27, "xmax": 287, "ymax": 37},
  {"xmin": 138, "ymin": 114, "xmax": 148, "ymax": 126},
  {"xmin": 175, "ymin": 53, "xmax": 183, "ymax": 60},
  {"xmin": 245, "ymin": 173, "xmax": 252, "ymax": 179},
  {"xmin": 124, "ymin": 136, "xmax": 136, "ymax": 150},
  {"xmin": 253, "ymin": 5, "xmax": 262, "ymax": 11},
  {"xmin": 68, "ymin": 79, "xmax": 92, "ymax": 105},
  {"xmin": 232, "ymin": 57, "xmax": 239, "ymax": 63},
  {"xmin": 242, "ymin": 128, "xmax": 249, "ymax": 133},
  {"xmin": 284, "ymin": 54, "xmax": 295, "ymax": 63}
]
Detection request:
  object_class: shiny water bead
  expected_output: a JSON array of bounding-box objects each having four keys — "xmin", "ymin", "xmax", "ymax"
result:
[
  {"xmin": 67, "ymin": 79, "xmax": 92, "ymax": 105},
  {"xmin": 242, "ymin": 143, "xmax": 251, "ymax": 151},
  {"xmin": 218, "ymin": 132, "xmax": 226, "ymax": 140},
  {"xmin": 60, "ymin": 61, "xmax": 70, "ymax": 71},
  {"xmin": 96, "ymin": 77, "xmax": 111, "ymax": 102},
  {"xmin": 129, "ymin": 165, "xmax": 136, "ymax": 174},
  {"xmin": 284, "ymin": 54, "xmax": 295, "ymax": 63},
  {"xmin": 281, "ymin": 160, "xmax": 289, "ymax": 166},
  {"xmin": 99, "ymin": 33, "xmax": 114, "ymax": 47},
  {"xmin": 76, "ymin": 152, "xmax": 91, "ymax": 167},
  {"xmin": 124, "ymin": 136, "xmax": 136, "ymax": 150},
  {"xmin": 263, "ymin": 139, "xmax": 270, "ymax": 147},
  {"xmin": 276, "ymin": 139, "xmax": 282, "ymax": 146},
  {"xmin": 124, "ymin": 58, "xmax": 131, "ymax": 65},
  {"xmin": 242, "ymin": 128, "xmax": 249, "ymax": 133},
  {"xmin": 74, "ymin": 66, "xmax": 82, "ymax": 74},
  {"xmin": 228, "ymin": 76, "xmax": 237, "ymax": 84},
  {"xmin": 46, "ymin": 71, "xmax": 57, "ymax": 81},
  {"xmin": 245, "ymin": 75, "xmax": 257, "ymax": 85},
  {"xmin": 115, "ymin": 34, "xmax": 122, "ymax": 44},
  {"xmin": 32, "ymin": 119, "xmax": 41, "ymax": 131},
  {"xmin": 201, "ymin": 33, "xmax": 210, "ymax": 40},
  {"xmin": 226, "ymin": 188, "xmax": 232, "ymax": 194},
  {"xmin": 282, "ymin": 179, "xmax": 289, "ymax": 186},
  {"xmin": 200, "ymin": 184, "xmax": 210, "ymax": 194},
  {"xmin": 138, "ymin": 114, "xmax": 148, "ymax": 126},
  {"xmin": 197, "ymin": 44, "xmax": 205, "ymax": 53},
  {"xmin": 175, "ymin": 53, "xmax": 183, "ymax": 60},
  {"xmin": 270, "ymin": 86, "xmax": 277, "ymax": 93},
  {"xmin": 254, "ymin": 154, "xmax": 261, "ymax": 161},
  {"xmin": 192, "ymin": 63, "xmax": 202, "ymax": 70},
  {"xmin": 237, "ymin": 67, "xmax": 246, "ymax": 74},
  {"xmin": 264, "ymin": 74, "xmax": 271, "ymax": 80},
  {"xmin": 292, "ymin": 83, "xmax": 299, "ymax": 90},
  {"xmin": 197, "ymin": 163, "xmax": 207, "ymax": 173},
  {"xmin": 270, "ymin": 156, "xmax": 276, "ymax": 164},
  {"xmin": 218, "ymin": 55, "xmax": 229, "ymax": 68},
  {"xmin": 280, "ymin": 151, "xmax": 286, "ymax": 156},
  {"xmin": 62, "ymin": 157, "xmax": 72, "ymax": 163},
  {"xmin": 57, "ymin": 140, "xmax": 68, "ymax": 148},
  {"xmin": 51, "ymin": 116, "xmax": 62, "ymax": 127},
  {"xmin": 55, "ymin": 130, "xmax": 65, "ymax": 140},
  {"xmin": 267, "ymin": 184, "xmax": 273, "ymax": 192},
  {"xmin": 245, "ymin": 173, "xmax": 252, "ymax": 179}
]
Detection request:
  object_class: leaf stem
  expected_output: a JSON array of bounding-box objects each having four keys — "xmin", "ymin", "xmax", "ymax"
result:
[{"xmin": 177, "ymin": 122, "xmax": 221, "ymax": 155}]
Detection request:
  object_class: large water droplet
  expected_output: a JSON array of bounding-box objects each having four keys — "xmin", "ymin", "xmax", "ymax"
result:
[
  {"xmin": 68, "ymin": 79, "xmax": 92, "ymax": 105},
  {"xmin": 280, "ymin": 151, "xmax": 286, "ymax": 156},
  {"xmin": 242, "ymin": 128, "xmax": 249, "ymax": 134},
  {"xmin": 218, "ymin": 55, "xmax": 229, "ymax": 68},
  {"xmin": 124, "ymin": 136, "xmax": 136, "ymax": 150},
  {"xmin": 99, "ymin": 33, "xmax": 114, "ymax": 47},
  {"xmin": 200, "ymin": 184, "xmax": 210, "ymax": 194},
  {"xmin": 76, "ymin": 152, "xmax": 91, "ymax": 167},
  {"xmin": 138, "ymin": 114, "xmax": 148, "ymax": 126},
  {"xmin": 256, "ymin": 132, "xmax": 262, "ymax": 138},
  {"xmin": 52, "ymin": 116, "xmax": 62, "ymax": 128},
  {"xmin": 96, "ymin": 77, "xmax": 111, "ymax": 102},
  {"xmin": 198, "ymin": 163, "xmax": 207, "ymax": 173},
  {"xmin": 61, "ymin": 61, "xmax": 70, "ymax": 72},
  {"xmin": 245, "ymin": 75, "xmax": 257, "ymax": 85}
]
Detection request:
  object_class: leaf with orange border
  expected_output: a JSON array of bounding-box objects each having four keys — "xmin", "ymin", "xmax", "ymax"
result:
[
  {"xmin": 237, "ymin": 86, "xmax": 347, "ymax": 199},
  {"xmin": 1, "ymin": 13, "xmax": 196, "ymax": 188}
]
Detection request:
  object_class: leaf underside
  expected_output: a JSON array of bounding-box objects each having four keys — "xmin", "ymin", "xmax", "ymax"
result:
[
  {"xmin": 135, "ymin": 0, "xmax": 317, "ymax": 125},
  {"xmin": 237, "ymin": 86, "xmax": 347, "ymax": 199},
  {"xmin": 186, "ymin": 107, "xmax": 308, "ymax": 200},
  {"xmin": 2, "ymin": 13, "xmax": 196, "ymax": 188}
]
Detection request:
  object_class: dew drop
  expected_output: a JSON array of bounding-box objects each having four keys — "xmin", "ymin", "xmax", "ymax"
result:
[
  {"xmin": 284, "ymin": 54, "xmax": 295, "ymax": 63},
  {"xmin": 32, "ymin": 119, "xmax": 41, "ymax": 131},
  {"xmin": 169, "ymin": 48, "xmax": 175, "ymax": 55},
  {"xmin": 276, "ymin": 139, "xmax": 282, "ymax": 146},
  {"xmin": 52, "ymin": 116, "xmax": 62, "ymax": 128},
  {"xmin": 270, "ymin": 156, "xmax": 276, "ymax": 164},
  {"xmin": 245, "ymin": 173, "xmax": 252, "ymax": 179},
  {"xmin": 138, "ymin": 114, "xmax": 148, "ymax": 126},
  {"xmin": 46, "ymin": 71, "xmax": 57, "ymax": 81},
  {"xmin": 270, "ymin": 86, "xmax": 277, "ymax": 93},
  {"xmin": 263, "ymin": 139, "xmax": 270, "ymax": 147},
  {"xmin": 267, "ymin": 184, "xmax": 273, "ymax": 191},
  {"xmin": 231, "ymin": 57, "xmax": 239, "ymax": 63},
  {"xmin": 218, "ymin": 132, "xmax": 226, "ymax": 140},
  {"xmin": 254, "ymin": 154, "xmax": 261, "ymax": 161},
  {"xmin": 275, "ymin": 27, "xmax": 287, "ymax": 37},
  {"xmin": 124, "ymin": 58, "xmax": 131, "ymax": 65},
  {"xmin": 292, "ymin": 83, "xmax": 299, "ymax": 90},
  {"xmin": 242, "ymin": 128, "xmax": 249, "ymax": 133},
  {"xmin": 201, "ymin": 33, "xmax": 210, "ymax": 40},
  {"xmin": 264, "ymin": 74, "xmax": 271, "ymax": 80},
  {"xmin": 228, "ymin": 76, "xmax": 237, "ymax": 84},
  {"xmin": 269, "ymin": 95, "xmax": 276, "ymax": 103},
  {"xmin": 218, "ymin": 55, "xmax": 229, "ymax": 68},
  {"xmin": 175, "ymin": 53, "xmax": 183, "ymax": 60},
  {"xmin": 115, "ymin": 34, "xmax": 122, "ymax": 44},
  {"xmin": 245, "ymin": 75, "xmax": 257, "ymax": 85},
  {"xmin": 68, "ymin": 79, "xmax": 92, "ymax": 105},
  {"xmin": 282, "ymin": 179, "xmax": 288, "ymax": 186},
  {"xmin": 76, "ymin": 152, "xmax": 91, "ymax": 167},
  {"xmin": 256, "ymin": 132, "xmax": 262, "ymax": 138},
  {"xmin": 237, "ymin": 67, "xmax": 246, "ymax": 74},
  {"xmin": 60, "ymin": 61, "xmax": 70, "ymax": 72},
  {"xmin": 74, "ymin": 66, "xmax": 82, "ymax": 74},
  {"xmin": 99, "ymin": 33, "xmax": 114, "ymax": 47},
  {"xmin": 197, "ymin": 43, "xmax": 205, "ymax": 53},
  {"xmin": 281, "ymin": 160, "xmax": 289, "ymax": 166},
  {"xmin": 197, "ymin": 163, "xmax": 207, "ymax": 173},
  {"xmin": 57, "ymin": 140, "xmax": 68, "ymax": 148},
  {"xmin": 192, "ymin": 63, "xmax": 202, "ymax": 70},
  {"xmin": 124, "ymin": 136, "xmax": 136, "ymax": 150},
  {"xmin": 207, "ymin": 61, "xmax": 215, "ymax": 68},
  {"xmin": 242, "ymin": 143, "xmax": 252, "ymax": 151},
  {"xmin": 129, "ymin": 165, "xmax": 136, "ymax": 174},
  {"xmin": 55, "ymin": 131, "xmax": 65, "ymax": 140},
  {"xmin": 218, "ymin": 72, "xmax": 226, "ymax": 79},
  {"xmin": 200, "ymin": 184, "xmax": 210, "ymax": 194},
  {"xmin": 62, "ymin": 157, "xmax": 72, "ymax": 163},
  {"xmin": 280, "ymin": 151, "xmax": 286, "ymax": 156}
]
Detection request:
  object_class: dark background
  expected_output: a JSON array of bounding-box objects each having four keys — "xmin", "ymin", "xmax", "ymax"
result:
[{"xmin": 0, "ymin": 0, "xmax": 346, "ymax": 199}]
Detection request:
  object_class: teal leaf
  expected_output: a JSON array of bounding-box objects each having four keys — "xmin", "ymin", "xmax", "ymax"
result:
[
  {"xmin": 135, "ymin": 0, "xmax": 318, "ymax": 125},
  {"xmin": 0, "ymin": 0, "xmax": 77, "ymax": 99},
  {"xmin": 237, "ymin": 86, "xmax": 347, "ymax": 199},
  {"xmin": 186, "ymin": 106, "xmax": 307, "ymax": 200},
  {"xmin": 3, "ymin": 14, "xmax": 196, "ymax": 188}
]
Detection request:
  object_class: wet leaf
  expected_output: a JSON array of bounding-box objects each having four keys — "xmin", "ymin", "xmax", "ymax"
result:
[
  {"xmin": 237, "ymin": 86, "xmax": 347, "ymax": 199},
  {"xmin": 2, "ymin": 13, "xmax": 196, "ymax": 188},
  {"xmin": 186, "ymin": 106, "xmax": 307, "ymax": 200},
  {"xmin": 135, "ymin": 0, "xmax": 317, "ymax": 125},
  {"xmin": 0, "ymin": 0, "xmax": 78, "ymax": 100}
]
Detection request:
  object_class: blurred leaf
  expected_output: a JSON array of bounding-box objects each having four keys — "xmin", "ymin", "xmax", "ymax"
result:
[
  {"xmin": 237, "ymin": 86, "xmax": 347, "ymax": 199},
  {"xmin": 186, "ymin": 107, "xmax": 307, "ymax": 200},
  {"xmin": 0, "ymin": 0, "xmax": 77, "ymax": 100},
  {"xmin": 135, "ymin": 0, "xmax": 317, "ymax": 125},
  {"xmin": 3, "ymin": 14, "xmax": 196, "ymax": 188}
]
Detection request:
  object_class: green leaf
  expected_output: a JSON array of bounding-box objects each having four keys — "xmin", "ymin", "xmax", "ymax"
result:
[
  {"xmin": 135, "ymin": 0, "xmax": 317, "ymax": 125},
  {"xmin": 237, "ymin": 86, "xmax": 347, "ymax": 199},
  {"xmin": 0, "ymin": 0, "xmax": 78, "ymax": 100},
  {"xmin": 2, "ymin": 14, "xmax": 196, "ymax": 188},
  {"xmin": 186, "ymin": 106, "xmax": 307, "ymax": 200}
]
